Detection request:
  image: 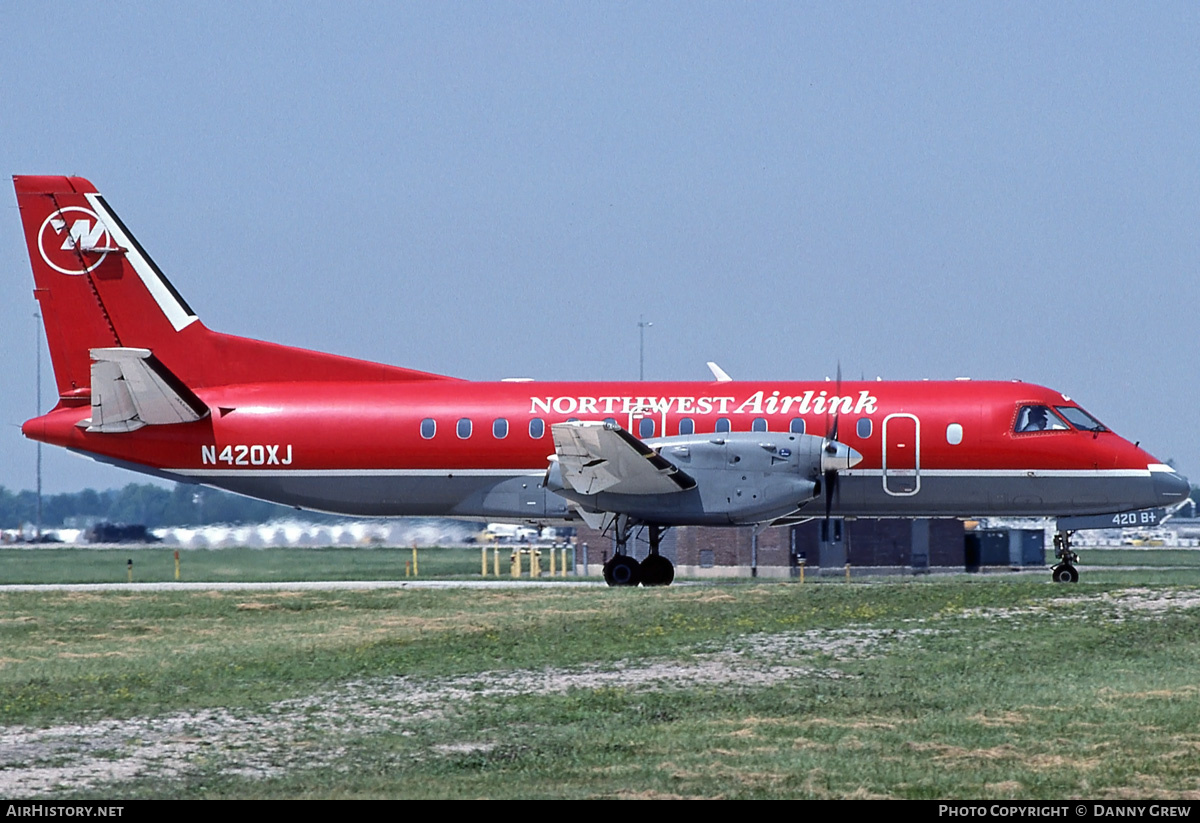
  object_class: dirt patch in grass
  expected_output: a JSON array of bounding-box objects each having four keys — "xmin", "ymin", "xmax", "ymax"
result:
[
  {"xmin": 986, "ymin": 780, "xmax": 1024, "ymax": 794},
  {"xmin": 0, "ymin": 631, "xmax": 843, "ymax": 797},
  {"xmin": 842, "ymin": 786, "xmax": 894, "ymax": 800},
  {"xmin": 907, "ymin": 741, "xmax": 1019, "ymax": 762},
  {"xmin": 954, "ymin": 588, "xmax": 1200, "ymax": 624},
  {"xmin": 1024, "ymin": 753, "xmax": 1101, "ymax": 770},
  {"xmin": 1106, "ymin": 780, "xmax": 1200, "ymax": 801},
  {"xmin": 1102, "ymin": 685, "xmax": 1200, "ymax": 701},
  {"xmin": 803, "ymin": 716, "xmax": 903, "ymax": 731},
  {"xmin": 62, "ymin": 593, "xmax": 105, "ymax": 603},
  {"xmin": 672, "ymin": 590, "xmax": 738, "ymax": 603},
  {"xmin": 796, "ymin": 767, "xmax": 894, "ymax": 799},
  {"xmin": 614, "ymin": 789, "xmax": 691, "ymax": 799},
  {"xmin": 56, "ymin": 652, "xmax": 129, "ymax": 660},
  {"xmin": 235, "ymin": 602, "xmax": 279, "ymax": 611},
  {"xmin": 968, "ymin": 711, "xmax": 1031, "ymax": 727}
]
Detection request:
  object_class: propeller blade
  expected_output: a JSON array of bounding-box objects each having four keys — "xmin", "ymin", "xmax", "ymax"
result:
[
  {"xmin": 827, "ymin": 360, "xmax": 842, "ymax": 442},
  {"xmin": 824, "ymin": 360, "xmax": 855, "ymax": 530}
]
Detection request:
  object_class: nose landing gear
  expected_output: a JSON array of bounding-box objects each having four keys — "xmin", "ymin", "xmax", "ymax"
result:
[{"xmin": 1051, "ymin": 531, "xmax": 1079, "ymax": 583}]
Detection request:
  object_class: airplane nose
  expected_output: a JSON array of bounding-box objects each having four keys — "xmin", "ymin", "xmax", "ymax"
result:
[{"xmin": 1153, "ymin": 470, "xmax": 1191, "ymax": 505}]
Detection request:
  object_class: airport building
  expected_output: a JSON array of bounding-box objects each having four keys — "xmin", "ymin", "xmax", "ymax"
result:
[{"xmin": 573, "ymin": 519, "xmax": 1044, "ymax": 577}]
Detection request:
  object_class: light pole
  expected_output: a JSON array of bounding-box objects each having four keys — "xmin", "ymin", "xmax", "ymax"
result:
[
  {"xmin": 638, "ymin": 315, "xmax": 652, "ymax": 381},
  {"xmin": 34, "ymin": 311, "xmax": 42, "ymax": 540}
]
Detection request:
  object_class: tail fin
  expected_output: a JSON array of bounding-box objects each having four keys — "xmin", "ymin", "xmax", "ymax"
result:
[
  {"xmin": 15, "ymin": 175, "xmax": 198, "ymax": 400},
  {"xmin": 14, "ymin": 175, "xmax": 456, "ymax": 401}
]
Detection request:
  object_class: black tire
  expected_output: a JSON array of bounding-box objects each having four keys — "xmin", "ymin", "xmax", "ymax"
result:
[
  {"xmin": 640, "ymin": 554, "xmax": 675, "ymax": 587},
  {"xmin": 1052, "ymin": 564, "xmax": 1079, "ymax": 583},
  {"xmin": 604, "ymin": 555, "xmax": 642, "ymax": 587}
]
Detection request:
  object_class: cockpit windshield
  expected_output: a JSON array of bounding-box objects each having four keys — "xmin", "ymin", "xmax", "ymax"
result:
[
  {"xmin": 1014, "ymin": 405, "xmax": 1069, "ymax": 433},
  {"xmin": 1054, "ymin": 406, "xmax": 1107, "ymax": 432}
]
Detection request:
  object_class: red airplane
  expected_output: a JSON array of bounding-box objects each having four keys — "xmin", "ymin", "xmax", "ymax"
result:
[{"xmin": 14, "ymin": 175, "xmax": 1190, "ymax": 585}]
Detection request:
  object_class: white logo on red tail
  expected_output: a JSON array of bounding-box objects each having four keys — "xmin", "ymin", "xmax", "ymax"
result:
[{"xmin": 37, "ymin": 207, "xmax": 117, "ymax": 275}]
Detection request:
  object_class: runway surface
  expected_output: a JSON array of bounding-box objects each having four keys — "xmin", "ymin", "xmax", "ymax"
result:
[{"xmin": 0, "ymin": 579, "xmax": 603, "ymax": 592}]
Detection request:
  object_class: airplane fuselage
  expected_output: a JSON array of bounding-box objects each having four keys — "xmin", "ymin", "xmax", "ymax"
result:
[{"xmin": 23, "ymin": 377, "xmax": 1186, "ymax": 523}]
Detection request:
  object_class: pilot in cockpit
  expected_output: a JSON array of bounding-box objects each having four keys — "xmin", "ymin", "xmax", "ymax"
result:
[{"xmin": 1015, "ymin": 405, "xmax": 1068, "ymax": 433}]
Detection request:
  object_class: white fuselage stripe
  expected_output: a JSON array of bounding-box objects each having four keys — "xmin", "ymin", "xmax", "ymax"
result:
[
  {"xmin": 170, "ymin": 468, "xmax": 545, "ymax": 478},
  {"xmin": 165, "ymin": 467, "xmax": 1155, "ymax": 479},
  {"xmin": 844, "ymin": 468, "xmax": 1152, "ymax": 478}
]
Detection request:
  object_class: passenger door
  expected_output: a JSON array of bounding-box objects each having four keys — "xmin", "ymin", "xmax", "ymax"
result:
[{"xmin": 883, "ymin": 413, "xmax": 920, "ymax": 496}]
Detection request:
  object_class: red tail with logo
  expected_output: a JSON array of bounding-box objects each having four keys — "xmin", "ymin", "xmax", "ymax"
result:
[{"xmin": 14, "ymin": 175, "xmax": 454, "ymax": 405}]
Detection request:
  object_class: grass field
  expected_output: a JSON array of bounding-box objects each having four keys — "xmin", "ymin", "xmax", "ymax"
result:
[
  {"xmin": 1076, "ymin": 548, "xmax": 1200, "ymax": 568},
  {"xmin": 0, "ymin": 546, "xmax": 552, "ymax": 584},
  {"xmin": 2, "ymin": 548, "xmax": 1200, "ymax": 799},
  {"xmin": 4, "ymin": 545, "xmax": 1199, "ymax": 585}
]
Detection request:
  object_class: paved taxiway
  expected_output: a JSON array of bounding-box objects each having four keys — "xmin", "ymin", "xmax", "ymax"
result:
[{"xmin": 0, "ymin": 580, "xmax": 602, "ymax": 592}]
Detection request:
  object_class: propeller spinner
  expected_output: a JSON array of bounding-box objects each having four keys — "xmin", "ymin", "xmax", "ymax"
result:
[{"xmin": 820, "ymin": 439, "xmax": 862, "ymax": 473}]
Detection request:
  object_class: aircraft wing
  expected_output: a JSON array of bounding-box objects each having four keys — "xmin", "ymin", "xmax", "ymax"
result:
[
  {"xmin": 550, "ymin": 420, "xmax": 696, "ymax": 496},
  {"xmin": 84, "ymin": 347, "xmax": 209, "ymax": 433}
]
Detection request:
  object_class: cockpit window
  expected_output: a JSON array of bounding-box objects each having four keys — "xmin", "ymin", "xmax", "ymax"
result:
[
  {"xmin": 1055, "ymin": 406, "xmax": 1107, "ymax": 432},
  {"xmin": 1014, "ymin": 405, "xmax": 1069, "ymax": 433}
]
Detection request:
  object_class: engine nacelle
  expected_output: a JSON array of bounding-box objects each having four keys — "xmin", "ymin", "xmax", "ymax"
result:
[{"xmin": 546, "ymin": 431, "xmax": 853, "ymax": 526}]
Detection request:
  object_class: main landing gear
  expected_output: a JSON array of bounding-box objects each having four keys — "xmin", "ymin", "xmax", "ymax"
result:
[
  {"xmin": 602, "ymin": 517, "xmax": 674, "ymax": 587},
  {"xmin": 1051, "ymin": 530, "xmax": 1080, "ymax": 583}
]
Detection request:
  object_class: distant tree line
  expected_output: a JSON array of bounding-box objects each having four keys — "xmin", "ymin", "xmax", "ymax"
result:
[{"xmin": 0, "ymin": 483, "xmax": 347, "ymax": 529}]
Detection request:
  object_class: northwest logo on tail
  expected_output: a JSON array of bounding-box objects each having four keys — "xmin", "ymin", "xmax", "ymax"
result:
[{"xmin": 37, "ymin": 206, "xmax": 119, "ymax": 275}]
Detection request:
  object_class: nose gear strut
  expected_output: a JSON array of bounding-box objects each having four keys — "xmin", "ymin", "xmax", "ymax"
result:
[{"xmin": 1051, "ymin": 530, "xmax": 1079, "ymax": 583}]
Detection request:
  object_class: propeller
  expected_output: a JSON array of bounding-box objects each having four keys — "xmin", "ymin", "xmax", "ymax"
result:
[
  {"xmin": 819, "ymin": 363, "xmax": 865, "ymax": 534},
  {"xmin": 823, "ymin": 362, "xmax": 843, "ymax": 523}
]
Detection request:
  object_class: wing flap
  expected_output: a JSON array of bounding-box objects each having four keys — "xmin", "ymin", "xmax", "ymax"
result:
[{"xmin": 551, "ymin": 421, "xmax": 695, "ymax": 496}]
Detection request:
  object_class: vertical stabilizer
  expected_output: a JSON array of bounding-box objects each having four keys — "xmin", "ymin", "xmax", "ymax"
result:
[
  {"xmin": 15, "ymin": 175, "xmax": 459, "ymax": 395},
  {"xmin": 14, "ymin": 176, "xmax": 198, "ymax": 401}
]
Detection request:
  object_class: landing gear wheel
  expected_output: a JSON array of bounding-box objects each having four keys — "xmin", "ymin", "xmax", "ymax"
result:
[
  {"xmin": 1052, "ymin": 531, "xmax": 1080, "ymax": 583},
  {"xmin": 639, "ymin": 554, "xmax": 675, "ymax": 587},
  {"xmin": 604, "ymin": 555, "xmax": 642, "ymax": 587},
  {"xmin": 1051, "ymin": 564, "xmax": 1079, "ymax": 584}
]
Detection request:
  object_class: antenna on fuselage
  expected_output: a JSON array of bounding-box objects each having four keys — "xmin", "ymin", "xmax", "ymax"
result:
[
  {"xmin": 706, "ymin": 362, "xmax": 733, "ymax": 382},
  {"xmin": 638, "ymin": 316, "xmax": 652, "ymax": 381}
]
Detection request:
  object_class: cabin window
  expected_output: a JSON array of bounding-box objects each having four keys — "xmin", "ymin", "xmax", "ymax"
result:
[
  {"xmin": 604, "ymin": 417, "xmax": 618, "ymax": 427},
  {"xmin": 1055, "ymin": 406, "xmax": 1107, "ymax": 432},
  {"xmin": 567, "ymin": 417, "xmax": 579, "ymax": 423},
  {"xmin": 1014, "ymin": 405, "xmax": 1068, "ymax": 433},
  {"xmin": 529, "ymin": 418, "xmax": 545, "ymax": 439},
  {"xmin": 639, "ymin": 418, "xmax": 655, "ymax": 438},
  {"xmin": 715, "ymin": 417, "xmax": 731, "ymax": 433},
  {"xmin": 856, "ymin": 418, "xmax": 872, "ymax": 439},
  {"xmin": 789, "ymin": 418, "xmax": 805, "ymax": 434},
  {"xmin": 492, "ymin": 418, "xmax": 508, "ymax": 439},
  {"xmin": 678, "ymin": 417, "xmax": 695, "ymax": 435},
  {"xmin": 420, "ymin": 418, "xmax": 436, "ymax": 439},
  {"xmin": 457, "ymin": 418, "xmax": 472, "ymax": 439},
  {"xmin": 752, "ymin": 417, "xmax": 768, "ymax": 432},
  {"xmin": 946, "ymin": 423, "xmax": 963, "ymax": 445}
]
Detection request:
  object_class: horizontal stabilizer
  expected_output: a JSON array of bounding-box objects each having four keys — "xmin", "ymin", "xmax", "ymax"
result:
[
  {"xmin": 84, "ymin": 347, "xmax": 209, "ymax": 433},
  {"xmin": 551, "ymin": 420, "xmax": 696, "ymax": 496}
]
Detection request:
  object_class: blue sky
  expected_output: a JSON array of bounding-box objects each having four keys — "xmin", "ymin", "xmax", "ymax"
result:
[{"xmin": 1, "ymin": 2, "xmax": 1197, "ymax": 494}]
